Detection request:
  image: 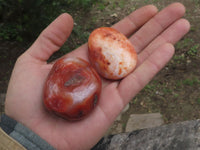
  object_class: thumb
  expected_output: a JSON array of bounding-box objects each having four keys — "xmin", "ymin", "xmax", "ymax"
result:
[{"xmin": 27, "ymin": 13, "xmax": 74, "ymax": 62}]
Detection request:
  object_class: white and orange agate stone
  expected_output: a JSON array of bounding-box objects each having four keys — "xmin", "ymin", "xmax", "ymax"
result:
[{"xmin": 88, "ymin": 27, "xmax": 137, "ymax": 80}]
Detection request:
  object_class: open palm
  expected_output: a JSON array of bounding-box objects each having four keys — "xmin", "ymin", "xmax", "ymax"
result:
[{"xmin": 5, "ymin": 3, "xmax": 190, "ymax": 150}]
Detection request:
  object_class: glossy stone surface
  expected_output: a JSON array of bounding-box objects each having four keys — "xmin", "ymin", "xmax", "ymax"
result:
[{"xmin": 43, "ymin": 57, "xmax": 101, "ymax": 120}]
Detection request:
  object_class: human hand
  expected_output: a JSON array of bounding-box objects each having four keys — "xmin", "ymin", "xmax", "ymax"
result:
[{"xmin": 5, "ymin": 3, "xmax": 190, "ymax": 150}]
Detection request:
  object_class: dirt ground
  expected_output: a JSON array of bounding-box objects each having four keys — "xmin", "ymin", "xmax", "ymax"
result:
[{"xmin": 0, "ymin": 0, "xmax": 200, "ymax": 127}]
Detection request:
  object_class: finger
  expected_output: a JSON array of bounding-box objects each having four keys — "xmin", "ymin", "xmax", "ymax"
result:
[
  {"xmin": 112, "ymin": 5, "xmax": 158, "ymax": 37},
  {"xmin": 27, "ymin": 13, "xmax": 74, "ymax": 62},
  {"xmin": 138, "ymin": 19, "xmax": 190, "ymax": 65},
  {"xmin": 130, "ymin": 2, "xmax": 185, "ymax": 53},
  {"xmin": 118, "ymin": 43, "xmax": 175, "ymax": 103}
]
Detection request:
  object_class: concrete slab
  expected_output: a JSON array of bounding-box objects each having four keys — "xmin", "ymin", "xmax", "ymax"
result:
[{"xmin": 125, "ymin": 113, "xmax": 164, "ymax": 132}]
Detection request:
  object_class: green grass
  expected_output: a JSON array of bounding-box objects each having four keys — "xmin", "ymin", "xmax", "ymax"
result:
[
  {"xmin": 144, "ymin": 84, "xmax": 157, "ymax": 92},
  {"xmin": 176, "ymin": 38, "xmax": 194, "ymax": 50},
  {"xmin": 173, "ymin": 55, "xmax": 185, "ymax": 60},
  {"xmin": 197, "ymin": 98, "xmax": 200, "ymax": 104},
  {"xmin": 187, "ymin": 44, "xmax": 199, "ymax": 56},
  {"xmin": 193, "ymin": 0, "xmax": 200, "ymax": 6},
  {"xmin": 0, "ymin": 0, "xmax": 98, "ymax": 42},
  {"xmin": 173, "ymin": 54, "xmax": 185, "ymax": 64},
  {"xmin": 118, "ymin": 1, "xmax": 126, "ymax": 8},
  {"xmin": 173, "ymin": 93, "xmax": 179, "ymax": 98},
  {"xmin": 97, "ymin": 3, "xmax": 106, "ymax": 11},
  {"xmin": 176, "ymin": 78, "xmax": 200, "ymax": 88},
  {"xmin": 182, "ymin": 78, "xmax": 200, "ymax": 86},
  {"xmin": 176, "ymin": 80, "xmax": 182, "ymax": 88},
  {"xmin": 163, "ymin": 88, "xmax": 172, "ymax": 94},
  {"xmin": 144, "ymin": 0, "xmax": 160, "ymax": 4},
  {"xmin": 175, "ymin": 37, "xmax": 199, "ymax": 57}
]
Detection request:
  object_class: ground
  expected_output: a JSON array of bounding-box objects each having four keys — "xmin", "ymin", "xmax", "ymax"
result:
[{"xmin": 0, "ymin": 0, "xmax": 200, "ymax": 131}]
